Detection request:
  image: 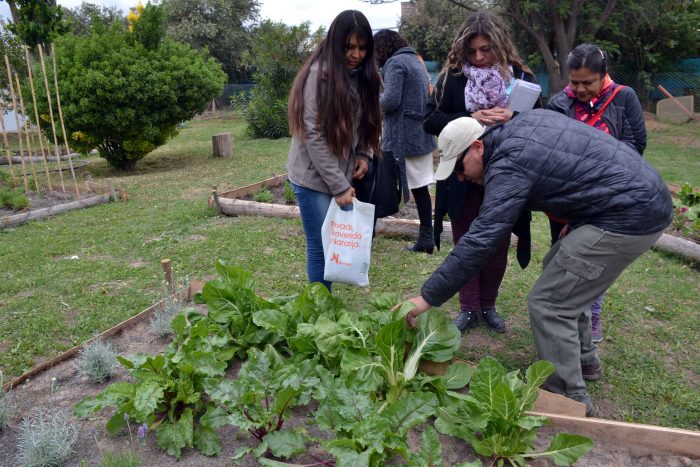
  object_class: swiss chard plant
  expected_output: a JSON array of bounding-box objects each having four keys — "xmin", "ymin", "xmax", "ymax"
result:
[
  {"xmin": 74, "ymin": 316, "xmax": 230, "ymax": 459},
  {"xmin": 435, "ymin": 357, "xmax": 593, "ymax": 466}
]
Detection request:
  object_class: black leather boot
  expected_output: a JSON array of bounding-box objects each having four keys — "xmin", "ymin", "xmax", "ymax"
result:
[
  {"xmin": 481, "ymin": 307, "xmax": 506, "ymax": 333},
  {"xmin": 453, "ymin": 310, "xmax": 478, "ymax": 333},
  {"xmin": 404, "ymin": 225, "xmax": 435, "ymax": 254}
]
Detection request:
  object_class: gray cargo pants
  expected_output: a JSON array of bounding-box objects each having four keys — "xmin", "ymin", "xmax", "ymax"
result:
[{"xmin": 528, "ymin": 224, "xmax": 663, "ymax": 408}]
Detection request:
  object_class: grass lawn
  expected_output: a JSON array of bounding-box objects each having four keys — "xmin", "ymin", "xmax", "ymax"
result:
[{"xmin": 0, "ymin": 113, "xmax": 698, "ymax": 431}]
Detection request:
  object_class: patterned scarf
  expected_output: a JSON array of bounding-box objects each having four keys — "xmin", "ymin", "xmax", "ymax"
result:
[
  {"xmin": 564, "ymin": 74, "xmax": 615, "ymax": 134},
  {"xmin": 462, "ymin": 64, "xmax": 509, "ymax": 113}
]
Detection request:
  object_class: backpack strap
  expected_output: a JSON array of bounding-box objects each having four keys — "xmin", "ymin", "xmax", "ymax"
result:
[{"xmin": 584, "ymin": 85, "xmax": 625, "ymax": 127}]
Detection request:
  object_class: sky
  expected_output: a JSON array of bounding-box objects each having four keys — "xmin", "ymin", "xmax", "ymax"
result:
[{"xmin": 0, "ymin": 0, "xmax": 403, "ymax": 32}]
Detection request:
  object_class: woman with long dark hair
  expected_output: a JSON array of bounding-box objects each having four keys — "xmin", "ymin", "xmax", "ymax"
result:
[
  {"xmin": 286, "ymin": 10, "xmax": 382, "ymax": 291},
  {"xmin": 424, "ymin": 12, "xmax": 540, "ymax": 333}
]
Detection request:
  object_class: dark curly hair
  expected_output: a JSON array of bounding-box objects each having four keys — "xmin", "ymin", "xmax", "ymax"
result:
[{"xmin": 373, "ymin": 29, "xmax": 408, "ymax": 68}]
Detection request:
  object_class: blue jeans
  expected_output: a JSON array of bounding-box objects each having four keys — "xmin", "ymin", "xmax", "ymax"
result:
[{"xmin": 291, "ymin": 182, "xmax": 334, "ymax": 291}]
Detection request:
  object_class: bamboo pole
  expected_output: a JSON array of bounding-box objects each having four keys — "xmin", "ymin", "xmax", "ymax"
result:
[
  {"xmin": 0, "ymin": 111, "xmax": 17, "ymax": 185},
  {"xmin": 50, "ymin": 43, "xmax": 79, "ymax": 196},
  {"xmin": 37, "ymin": 44, "xmax": 65, "ymax": 192},
  {"xmin": 4, "ymin": 55, "xmax": 30, "ymax": 192},
  {"xmin": 25, "ymin": 46, "xmax": 52, "ymax": 191},
  {"xmin": 15, "ymin": 72, "xmax": 40, "ymax": 192},
  {"xmin": 657, "ymin": 84, "xmax": 697, "ymax": 121}
]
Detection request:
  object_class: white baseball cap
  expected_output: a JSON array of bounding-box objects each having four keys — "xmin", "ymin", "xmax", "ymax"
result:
[{"xmin": 434, "ymin": 117, "xmax": 485, "ymax": 181}]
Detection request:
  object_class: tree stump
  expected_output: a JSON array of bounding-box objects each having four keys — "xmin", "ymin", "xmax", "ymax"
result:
[{"xmin": 212, "ymin": 132, "xmax": 232, "ymax": 158}]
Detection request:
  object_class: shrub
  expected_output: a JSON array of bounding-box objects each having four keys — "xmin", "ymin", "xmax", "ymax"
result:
[
  {"xmin": 25, "ymin": 3, "xmax": 226, "ymax": 171},
  {"xmin": 254, "ymin": 188, "xmax": 274, "ymax": 203},
  {"xmin": 243, "ymin": 20, "xmax": 323, "ymax": 139},
  {"xmin": 17, "ymin": 408, "xmax": 79, "ymax": 467},
  {"xmin": 149, "ymin": 300, "xmax": 185, "ymax": 337},
  {"xmin": 0, "ymin": 188, "xmax": 30, "ymax": 210},
  {"xmin": 74, "ymin": 336, "xmax": 118, "ymax": 384}
]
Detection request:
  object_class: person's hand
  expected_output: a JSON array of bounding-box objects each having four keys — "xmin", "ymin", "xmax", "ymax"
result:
[
  {"xmin": 334, "ymin": 187, "xmax": 355, "ymax": 206},
  {"xmin": 472, "ymin": 107, "xmax": 513, "ymax": 125},
  {"xmin": 559, "ymin": 224, "xmax": 570, "ymax": 239},
  {"xmin": 352, "ymin": 159, "xmax": 369, "ymax": 180},
  {"xmin": 392, "ymin": 295, "xmax": 432, "ymax": 328}
]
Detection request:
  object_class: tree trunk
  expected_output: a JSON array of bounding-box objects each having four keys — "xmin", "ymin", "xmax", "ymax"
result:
[{"xmin": 212, "ymin": 133, "xmax": 232, "ymax": 158}]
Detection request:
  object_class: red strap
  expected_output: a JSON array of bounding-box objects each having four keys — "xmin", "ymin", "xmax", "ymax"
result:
[{"xmin": 584, "ymin": 85, "xmax": 625, "ymax": 127}]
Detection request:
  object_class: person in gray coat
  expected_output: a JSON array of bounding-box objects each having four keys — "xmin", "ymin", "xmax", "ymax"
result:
[
  {"xmin": 398, "ymin": 110, "xmax": 672, "ymax": 416},
  {"xmin": 374, "ymin": 30, "xmax": 437, "ymax": 253}
]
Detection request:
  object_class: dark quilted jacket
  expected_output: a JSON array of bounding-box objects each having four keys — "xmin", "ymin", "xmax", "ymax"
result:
[{"xmin": 421, "ymin": 109, "xmax": 672, "ymax": 307}]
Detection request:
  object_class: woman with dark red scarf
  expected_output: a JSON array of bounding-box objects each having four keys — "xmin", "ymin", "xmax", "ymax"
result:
[{"xmin": 547, "ymin": 43, "xmax": 647, "ymax": 345}]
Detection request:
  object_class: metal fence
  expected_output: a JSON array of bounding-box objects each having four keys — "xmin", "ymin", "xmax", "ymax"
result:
[
  {"xmin": 210, "ymin": 83, "xmax": 256, "ymax": 111},
  {"xmin": 606, "ymin": 70, "xmax": 699, "ymax": 114}
]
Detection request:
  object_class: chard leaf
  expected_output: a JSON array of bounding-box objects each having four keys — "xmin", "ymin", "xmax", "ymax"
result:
[
  {"xmin": 519, "ymin": 360, "xmax": 555, "ymax": 413},
  {"xmin": 375, "ymin": 318, "xmax": 407, "ymax": 383},
  {"xmin": 287, "ymin": 334, "xmax": 316, "ymax": 354},
  {"xmin": 74, "ymin": 382, "xmax": 135, "ymax": 417},
  {"xmin": 414, "ymin": 310, "xmax": 461, "ymax": 362},
  {"xmin": 203, "ymin": 378, "xmax": 239, "ymax": 406},
  {"xmin": 199, "ymin": 405, "xmax": 229, "ymax": 429},
  {"xmin": 253, "ymin": 308, "xmax": 290, "ymax": 336},
  {"xmin": 117, "ymin": 353, "xmax": 149, "ymax": 370},
  {"xmin": 292, "ymin": 282, "xmax": 344, "ymax": 322},
  {"xmin": 325, "ymin": 444, "xmax": 372, "ymax": 467},
  {"xmin": 133, "ymin": 381, "xmax": 165, "ymax": 420},
  {"xmin": 368, "ymin": 292, "xmax": 401, "ymax": 312},
  {"xmin": 156, "ymin": 407, "xmax": 194, "ymax": 459},
  {"xmin": 105, "ymin": 411, "xmax": 128, "ymax": 434},
  {"xmin": 515, "ymin": 415, "xmax": 548, "ymax": 430},
  {"xmin": 193, "ymin": 424, "xmax": 221, "ymax": 456},
  {"xmin": 393, "ymin": 300, "xmax": 417, "ymax": 320},
  {"xmin": 491, "ymin": 382, "xmax": 517, "ymax": 422},
  {"xmin": 264, "ymin": 430, "xmax": 306, "ymax": 459},
  {"xmin": 383, "ymin": 392, "xmax": 438, "ymax": 435},
  {"xmin": 453, "ymin": 462, "xmax": 483, "ymax": 467},
  {"xmin": 409, "ymin": 426, "xmax": 443, "ymax": 467},
  {"xmin": 258, "ymin": 459, "xmax": 310, "ymax": 467},
  {"xmin": 469, "ymin": 357, "xmax": 505, "ymax": 408},
  {"xmin": 315, "ymin": 315, "xmax": 354, "ymax": 358},
  {"xmin": 340, "ymin": 349, "xmax": 384, "ymax": 392},
  {"xmin": 524, "ymin": 433, "xmax": 593, "ymax": 465},
  {"xmin": 183, "ymin": 350, "xmax": 227, "ymax": 377},
  {"xmin": 443, "ymin": 362, "xmax": 474, "ymax": 389}
]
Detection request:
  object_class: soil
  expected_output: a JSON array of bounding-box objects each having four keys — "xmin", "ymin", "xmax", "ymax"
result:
[
  {"xmin": 0, "ymin": 301, "xmax": 697, "ymax": 467},
  {"xmin": 0, "ymin": 188, "xmax": 92, "ymax": 219}
]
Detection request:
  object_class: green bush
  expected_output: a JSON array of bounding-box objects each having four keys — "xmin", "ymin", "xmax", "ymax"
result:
[
  {"xmin": 25, "ymin": 3, "xmax": 226, "ymax": 171},
  {"xmin": 0, "ymin": 188, "xmax": 30, "ymax": 210},
  {"xmin": 253, "ymin": 188, "xmax": 274, "ymax": 203},
  {"xmin": 243, "ymin": 20, "xmax": 323, "ymax": 139}
]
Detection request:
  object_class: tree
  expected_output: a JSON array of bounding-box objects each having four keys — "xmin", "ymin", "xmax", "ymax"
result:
[
  {"xmin": 160, "ymin": 0, "xmax": 260, "ymax": 82},
  {"xmin": 25, "ymin": 3, "xmax": 226, "ymax": 170},
  {"xmin": 62, "ymin": 1, "xmax": 126, "ymax": 36},
  {"xmin": 5, "ymin": 0, "xmax": 68, "ymax": 48},
  {"xmin": 243, "ymin": 20, "xmax": 324, "ymax": 139},
  {"xmin": 0, "ymin": 19, "xmax": 27, "ymax": 104}
]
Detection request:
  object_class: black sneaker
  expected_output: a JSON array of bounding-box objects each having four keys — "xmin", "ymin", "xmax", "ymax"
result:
[
  {"xmin": 582, "ymin": 362, "xmax": 602, "ymax": 381},
  {"xmin": 481, "ymin": 307, "xmax": 506, "ymax": 333},
  {"xmin": 453, "ymin": 310, "xmax": 478, "ymax": 333}
]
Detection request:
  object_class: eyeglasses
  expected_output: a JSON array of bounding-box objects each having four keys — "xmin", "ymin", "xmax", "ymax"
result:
[{"xmin": 453, "ymin": 149, "xmax": 468, "ymax": 174}]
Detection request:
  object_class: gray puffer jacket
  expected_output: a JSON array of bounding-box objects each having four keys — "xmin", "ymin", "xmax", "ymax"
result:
[{"xmin": 421, "ymin": 109, "xmax": 672, "ymax": 307}]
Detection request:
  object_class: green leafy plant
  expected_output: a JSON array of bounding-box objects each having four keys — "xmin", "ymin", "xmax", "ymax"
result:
[
  {"xmin": 74, "ymin": 336, "xmax": 118, "ymax": 384},
  {"xmin": 678, "ymin": 183, "xmax": 700, "ymax": 207},
  {"xmin": 74, "ymin": 312, "xmax": 235, "ymax": 459},
  {"xmin": 26, "ymin": 4, "xmax": 226, "ymax": 170},
  {"xmin": 283, "ymin": 180, "xmax": 295, "ymax": 204},
  {"xmin": 0, "ymin": 187, "xmax": 30, "ymax": 210},
  {"xmin": 254, "ymin": 188, "xmax": 275, "ymax": 203},
  {"xmin": 17, "ymin": 407, "xmax": 79, "ymax": 467},
  {"xmin": 435, "ymin": 357, "xmax": 593, "ymax": 466},
  {"xmin": 149, "ymin": 300, "xmax": 186, "ymax": 338},
  {"xmin": 671, "ymin": 183, "xmax": 700, "ymax": 240}
]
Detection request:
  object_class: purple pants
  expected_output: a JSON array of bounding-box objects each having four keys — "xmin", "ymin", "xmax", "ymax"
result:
[{"xmin": 451, "ymin": 187, "xmax": 509, "ymax": 311}]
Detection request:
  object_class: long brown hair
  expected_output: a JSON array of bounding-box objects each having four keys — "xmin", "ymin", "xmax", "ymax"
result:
[
  {"xmin": 288, "ymin": 10, "xmax": 381, "ymax": 158},
  {"xmin": 443, "ymin": 12, "xmax": 530, "ymax": 81}
]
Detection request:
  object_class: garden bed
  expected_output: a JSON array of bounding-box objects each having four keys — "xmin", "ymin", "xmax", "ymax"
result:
[
  {"xmin": 1, "ymin": 276, "xmax": 698, "ymax": 466},
  {"xmin": 0, "ymin": 180, "xmax": 126, "ymax": 229}
]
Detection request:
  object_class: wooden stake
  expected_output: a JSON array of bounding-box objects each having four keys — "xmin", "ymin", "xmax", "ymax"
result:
[
  {"xmin": 161, "ymin": 258, "xmax": 175, "ymax": 295},
  {"xmin": 14, "ymin": 72, "xmax": 40, "ymax": 192},
  {"xmin": 0, "ymin": 111, "xmax": 17, "ymax": 185},
  {"xmin": 657, "ymin": 84, "xmax": 697, "ymax": 121},
  {"xmin": 25, "ymin": 46, "xmax": 52, "ymax": 191},
  {"xmin": 37, "ymin": 44, "xmax": 65, "ymax": 192},
  {"xmin": 50, "ymin": 43, "xmax": 79, "ymax": 197},
  {"xmin": 4, "ymin": 54, "xmax": 30, "ymax": 192}
]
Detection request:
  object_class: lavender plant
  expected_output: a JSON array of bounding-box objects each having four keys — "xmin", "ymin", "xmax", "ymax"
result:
[
  {"xmin": 16, "ymin": 407, "xmax": 79, "ymax": 467},
  {"xmin": 149, "ymin": 300, "xmax": 185, "ymax": 337},
  {"xmin": 75, "ymin": 336, "xmax": 118, "ymax": 384}
]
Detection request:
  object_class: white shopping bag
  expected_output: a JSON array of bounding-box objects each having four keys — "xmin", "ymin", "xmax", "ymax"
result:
[{"xmin": 321, "ymin": 198, "xmax": 375, "ymax": 286}]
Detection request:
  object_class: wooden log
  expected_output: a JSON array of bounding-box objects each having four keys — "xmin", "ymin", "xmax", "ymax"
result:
[
  {"xmin": 653, "ymin": 232, "xmax": 700, "ymax": 262},
  {"xmin": 0, "ymin": 155, "xmax": 75, "ymax": 164},
  {"xmin": 83, "ymin": 180, "xmax": 127, "ymax": 201},
  {"xmin": 657, "ymin": 84, "xmax": 697, "ymax": 121},
  {"xmin": 0, "ymin": 194, "xmax": 111, "ymax": 229},
  {"xmin": 215, "ymin": 174, "xmax": 288, "ymax": 201},
  {"xmin": 161, "ymin": 258, "xmax": 175, "ymax": 294},
  {"xmin": 212, "ymin": 132, "xmax": 232, "ymax": 158},
  {"xmin": 3, "ymin": 289, "xmax": 188, "ymax": 392},
  {"xmin": 528, "ymin": 411, "xmax": 700, "ymax": 457}
]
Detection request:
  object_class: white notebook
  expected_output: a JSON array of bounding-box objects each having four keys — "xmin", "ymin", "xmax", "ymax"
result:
[{"xmin": 506, "ymin": 79, "xmax": 542, "ymax": 112}]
